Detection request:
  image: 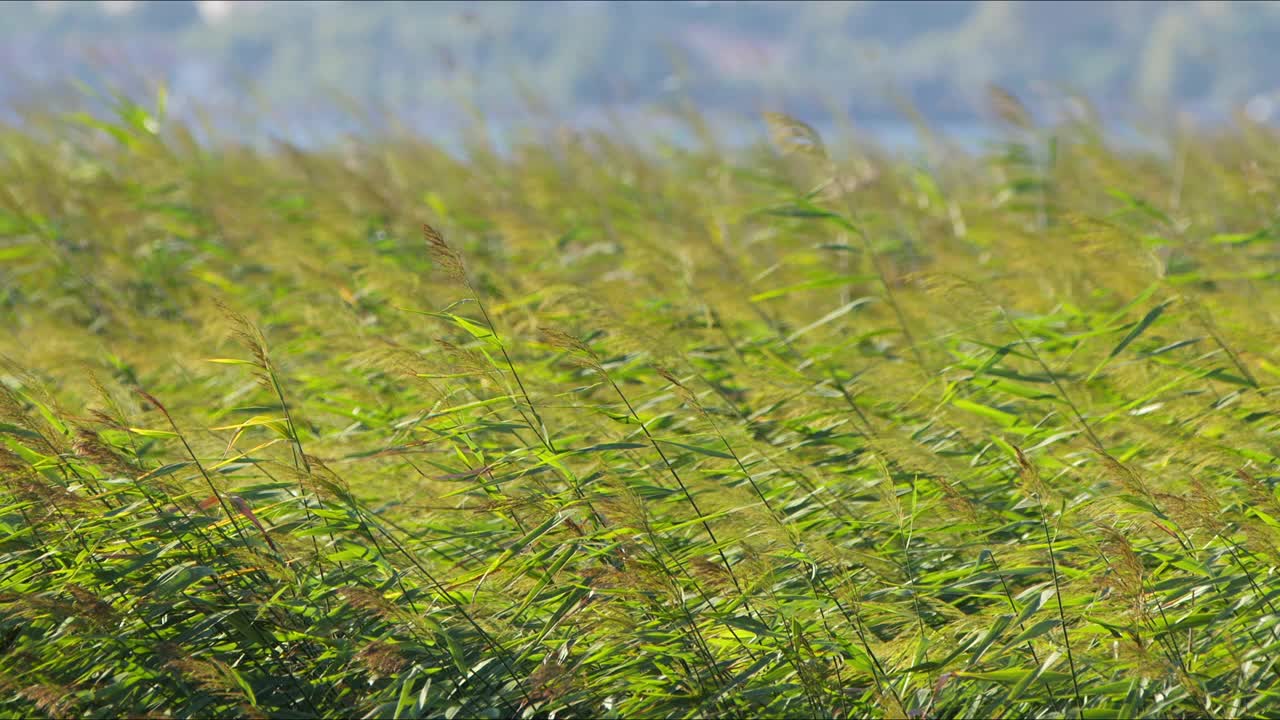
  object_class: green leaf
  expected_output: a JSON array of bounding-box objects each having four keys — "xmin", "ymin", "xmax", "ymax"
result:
[
  {"xmin": 785, "ymin": 297, "xmax": 875, "ymax": 342},
  {"xmin": 152, "ymin": 564, "xmax": 217, "ymax": 596},
  {"xmin": 951, "ymin": 399, "xmax": 1020, "ymax": 427},
  {"xmin": 0, "ymin": 245, "xmax": 35, "ymax": 262},
  {"xmin": 395, "ymin": 667, "xmax": 420, "ymax": 719},
  {"xmin": 569, "ymin": 442, "xmax": 647, "ymax": 454},
  {"xmin": 967, "ymin": 614, "xmax": 1012, "ymax": 664},
  {"xmin": 1014, "ymin": 589, "xmax": 1049, "ymax": 627},
  {"xmin": 957, "ymin": 668, "xmax": 1072, "ymax": 685},
  {"xmin": 749, "ymin": 274, "xmax": 876, "ymax": 302},
  {"xmin": 140, "ymin": 461, "xmax": 194, "ymax": 480},
  {"xmin": 473, "ymin": 513, "xmax": 566, "ymax": 600},
  {"xmin": 223, "ymin": 663, "xmax": 258, "ymax": 707},
  {"xmin": 1007, "ymin": 618, "xmax": 1060, "ymax": 646},
  {"xmin": 513, "ymin": 585, "xmax": 589, "ymax": 667},
  {"xmin": 0, "ymin": 422, "xmax": 43, "ymax": 441},
  {"xmin": 1088, "ymin": 300, "xmax": 1172, "ymax": 381},
  {"xmin": 128, "ymin": 427, "xmax": 180, "ymax": 438},
  {"xmin": 656, "ymin": 439, "xmax": 733, "ymax": 459}
]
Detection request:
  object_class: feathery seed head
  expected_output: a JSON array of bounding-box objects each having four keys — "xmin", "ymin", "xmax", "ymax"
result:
[{"xmin": 424, "ymin": 222, "xmax": 466, "ymax": 283}]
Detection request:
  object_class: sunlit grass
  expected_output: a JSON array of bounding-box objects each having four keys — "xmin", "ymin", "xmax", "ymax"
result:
[{"xmin": 2, "ymin": 90, "xmax": 1280, "ymax": 718}]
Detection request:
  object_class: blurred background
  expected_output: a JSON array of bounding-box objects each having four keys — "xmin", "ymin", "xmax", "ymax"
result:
[{"xmin": 3, "ymin": 1, "xmax": 1280, "ymax": 149}]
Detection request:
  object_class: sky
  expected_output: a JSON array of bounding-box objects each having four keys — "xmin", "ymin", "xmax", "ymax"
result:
[{"xmin": 4, "ymin": 1, "xmax": 1279, "ymax": 149}]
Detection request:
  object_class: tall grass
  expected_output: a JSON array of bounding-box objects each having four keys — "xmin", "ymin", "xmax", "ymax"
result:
[{"xmin": 2, "ymin": 91, "xmax": 1280, "ymax": 718}]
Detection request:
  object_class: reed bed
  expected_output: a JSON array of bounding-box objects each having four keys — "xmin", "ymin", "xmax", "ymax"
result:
[{"xmin": 2, "ymin": 92, "xmax": 1280, "ymax": 718}]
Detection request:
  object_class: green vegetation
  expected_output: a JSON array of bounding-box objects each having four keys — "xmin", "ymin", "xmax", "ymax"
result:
[{"xmin": 3, "ymin": 91, "xmax": 1280, "ymax": 718}]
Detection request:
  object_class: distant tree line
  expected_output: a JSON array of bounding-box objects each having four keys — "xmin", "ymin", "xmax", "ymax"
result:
[{"xmin": 4, "ymin": 1, "xmax": 1279, "ymax": 126}]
